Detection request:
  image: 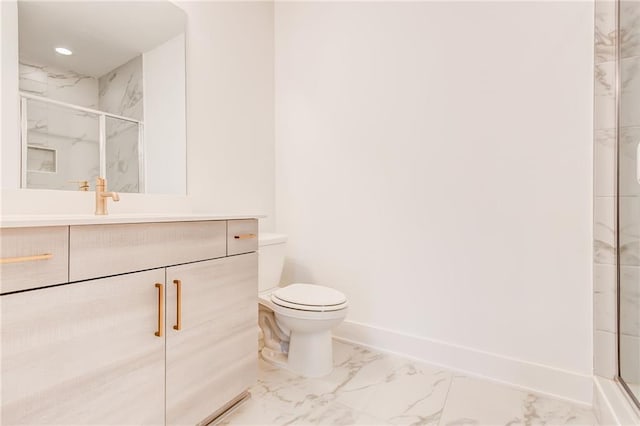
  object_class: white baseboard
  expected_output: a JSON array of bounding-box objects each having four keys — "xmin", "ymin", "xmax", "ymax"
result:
[{"xmin": 333, "ymin": 320, "xmax": 593, "ymax": 405}]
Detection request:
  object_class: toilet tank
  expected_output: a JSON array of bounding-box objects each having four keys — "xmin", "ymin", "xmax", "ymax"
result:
[{"xmin": 258, "ymin": 233, "xmax": 288, "ymax": 293}]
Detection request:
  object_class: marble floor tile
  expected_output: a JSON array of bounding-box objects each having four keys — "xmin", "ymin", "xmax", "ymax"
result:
[
  {"xmin": 222, "ymin": 341, "xmax": 597, "ymax": 426},
  {"xmin": 439, "ymin": 376, "xmax": 597, "ymax": 426}
]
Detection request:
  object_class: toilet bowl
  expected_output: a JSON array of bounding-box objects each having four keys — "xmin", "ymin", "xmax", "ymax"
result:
[{"xmin": 258, "ymin": 234, "xmax": 348, "ymax": 378}]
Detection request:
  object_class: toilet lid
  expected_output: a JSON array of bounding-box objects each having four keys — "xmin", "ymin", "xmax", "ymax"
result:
[{"xmin": 272, "ymin": 284, "xmax": 347, "ymax": 311}]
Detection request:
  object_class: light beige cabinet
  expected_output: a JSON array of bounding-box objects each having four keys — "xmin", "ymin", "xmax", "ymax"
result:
[
  {"xmin": 1, "ymin": 269, "xmax": 166, "ymax": 425},
  {"xmin": 166, "ymin": 254, "xmax": 257, "ymax": 425},
  {"xmin": 0, "ymin": 219, "xmax": 258, "ymax": 426}
]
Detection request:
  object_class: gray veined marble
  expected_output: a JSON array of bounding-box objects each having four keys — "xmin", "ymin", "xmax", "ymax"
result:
[
  {"xmin": 594, "ymin": 129, "xmax": 616, "ymax": 197},
  {"xmin": 220, "ymin": 341, "xmax": 597, "ymax": 426},
  {"xmin": 595, "ymin": 0, "xmax": 617, "ymax": 64},
  {"xmin": 619, "ymin": 196, "xmax": 640, "ymax": 266},
  {"xmin": 594, "ymin": 197, "xmax": 617, "ymax": 265},
  {"xmin": 594, "ymin": 264, "xmax": 617, "ymax": 334},
  {"xmin": 222, "ymin": 341, "xmax": 450, "ymax": 426},
  {"xmin": 620, "ymin": 57, "xmax": 640, "ymax": 128},
  {"xmin": 19, "ymin": 60, "xmax": 99, "ymax": 109},
  {"xmin": 98, "ymin": 55, "xmax": 144, "ymax": 120},
  {"xmin": 594, "ymin": 62, "xmax": 616, "ymax": 131},
  {"xmin": 105, "ymin": 118, "xmax": 140, "ymax": 193},
  {"xmin": 620, "ymin": 266, "xmax": 640, "ymax": 336},
  {"xmin": 439, "ymin": 376, "xmax": 596, "ymax": 426},
  {"xmin": 618, "ymin": 127, "xmax": 640, "ymax": 197},
  {"xmin": 621, "ymin": 0, "xmax": 640, "ymax": 59}
]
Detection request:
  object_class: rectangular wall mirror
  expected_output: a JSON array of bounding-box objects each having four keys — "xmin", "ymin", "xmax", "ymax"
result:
[{"xmin": 16, "ymin": 1, "xmax": 187, "ymax": 194}]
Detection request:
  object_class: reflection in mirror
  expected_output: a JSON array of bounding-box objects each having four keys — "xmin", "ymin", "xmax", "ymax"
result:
[
  {"xmin": 106, "ymin": 116, "xmax": 141, "ymax": 193},
  {"xmin": 23, "ymin": 97, "xmax": 100, "ymax": 190},
  {"xmin": 17, "ymin": 1, "xmax": 186, "ymax": 194}
]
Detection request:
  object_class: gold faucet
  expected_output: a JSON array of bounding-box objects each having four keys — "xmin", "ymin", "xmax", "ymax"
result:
[{"xmin": 95, "ymin": 177, "xmax": 120, "ymax": 215}]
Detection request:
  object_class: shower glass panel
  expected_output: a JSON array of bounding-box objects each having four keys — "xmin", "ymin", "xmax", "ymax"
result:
[
  {"xmin": 22, "ymin": 97, "xmax": 100, "ymax": 191},
  {"xmin": 619, "ymin": 0, "xmax": 640, "ymax": 407},
  {"xmin": 20, "ymin": 94, "xmax": 144, "ymax": 193},
  {"xmin": 105, "ymin": 117, "xmax": 142, "ymax": 193}
]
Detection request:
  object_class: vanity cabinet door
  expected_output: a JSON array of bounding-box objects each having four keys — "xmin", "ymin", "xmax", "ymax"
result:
[
  {"xmin": 0, "ymin": 269, "xmax": 166, "ymax": 425},
  {"xmin": 166, "ymin": 253, "xmax": 258, "ymax": 425}
]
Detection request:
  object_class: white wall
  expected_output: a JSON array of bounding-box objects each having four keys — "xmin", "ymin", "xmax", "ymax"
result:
[
  {"xmin": 143, "ymin": 34, "xmax": 187, "ymax": 195},
  {"xmin": 275, "ymin": 1, "xmax": 593, "ymax": 401},
  {"xmin": 1, "ymin": 0, "xmax": 20, "ymax": 191},
  {"xmin": 181, "ymin": 1, "xmax": 275, "ymax": 230}
]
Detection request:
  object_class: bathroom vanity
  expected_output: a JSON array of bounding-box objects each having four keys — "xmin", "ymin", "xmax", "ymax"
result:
[{"xmin": 0, "ymin": 215, "xmax": 259, "ymax": 425}]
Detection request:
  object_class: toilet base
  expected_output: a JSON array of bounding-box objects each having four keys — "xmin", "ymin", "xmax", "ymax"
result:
[
  {"xmin": 287, "ymin": 330, "xmax": 333, "ymax": 378},
  {"xmin": 260, "ymin": 347, "xmax": 289, "ymax": 369},
  {"xmin": 258, "ymin": 292, "xmax": 347, "ymax": 378}
]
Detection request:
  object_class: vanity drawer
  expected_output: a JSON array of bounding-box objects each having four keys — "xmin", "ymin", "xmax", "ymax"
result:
[
  {"xmin": 0, "ymin": 226, "xmax": 69, "ymax": 293},
  {"xmin": 227, "ymin": 219, "xmax": 258, "ymax": 256},
  {"xmin": 69, "ymin": 221, "xmax": 227, "ymax": 282}
]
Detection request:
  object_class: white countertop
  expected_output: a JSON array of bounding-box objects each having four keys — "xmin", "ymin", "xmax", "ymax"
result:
[{"xmin": 0, "ymin": 213, "xmax": 264, "ymax": 228}]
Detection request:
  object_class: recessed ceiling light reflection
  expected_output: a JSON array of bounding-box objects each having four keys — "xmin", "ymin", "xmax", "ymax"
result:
[{"xmin": 54, "ymin": 47, "xmax": 72, "ymax": 56}]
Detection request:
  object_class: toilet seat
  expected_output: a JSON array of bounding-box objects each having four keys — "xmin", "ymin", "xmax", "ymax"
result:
[{"xmin": 271, "ymin": 283, "xmax": 348, "ymax": 312}]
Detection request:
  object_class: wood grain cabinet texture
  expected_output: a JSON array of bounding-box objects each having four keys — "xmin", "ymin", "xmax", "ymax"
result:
[
  {"xmin": 0, "ymin": 220, "xmax": 258, "ymax": 426},
  {"xmin": 69, "ymin": 221, "xmax": 227, "ymax": 282},
  {"xmin": 166, "ymin": 253, "xmax": 258, "ymax": 425},
  {"xmin": 1, "ymin": 269, "xmax": 166, "ymax": 425}
]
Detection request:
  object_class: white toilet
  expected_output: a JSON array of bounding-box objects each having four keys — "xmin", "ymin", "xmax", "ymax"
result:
[{"xmin": 258, "ymin": 233, "xmax": 348, "ymax": 378}]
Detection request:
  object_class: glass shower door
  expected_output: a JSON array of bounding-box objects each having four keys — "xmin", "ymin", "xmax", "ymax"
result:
[
  {"xmin": 618, "ymin": 0, "xmax": 640, "ymax": 406},
  {"xmin": 22, "ymin": 97, "xmax": 100, "ymax": 190},
  {"xmin": 105, "ymin": 116, "xmax": 142, "ymax": 193}
]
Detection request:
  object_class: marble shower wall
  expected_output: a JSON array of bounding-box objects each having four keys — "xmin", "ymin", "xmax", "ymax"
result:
[
  {"xmin": 98, "ymin": 55, "xmax": 143, "ymax": 120},
  {"xmin": 104, "ymin": 118, "xmax": 140, "ymax": 193},
  {"xmin": 18, "ymin": 61, "xmax": 100, "ymax": 190},
  {"xmin": 594, "ymin": 0, "xmax": 618, "ymax": 383},
  {"xmin": 19, "ymin": 61, "xmax": 98, "ymax": 108},
  {"xmin": 98, "ymin": 56, "xmax": 143, "ymax": 192}
]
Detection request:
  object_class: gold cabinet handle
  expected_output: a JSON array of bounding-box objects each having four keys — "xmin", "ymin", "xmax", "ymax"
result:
[
  {"xmin": 155, "ymin": 283, "xmax": 164, "ymax": 337},
  {"xmin": 173, "ymin": 279, "xmax": 182, "ymax": 331},
  {"xmin": 234, "ymin": 234, "xmax": 256, "ymax": 240},
  {"xmin": 0, "ymin": 253, "xmax": 53, "ymax": 264}
]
